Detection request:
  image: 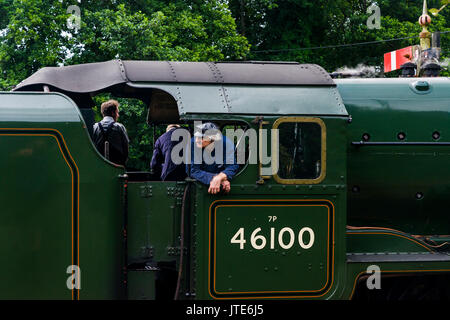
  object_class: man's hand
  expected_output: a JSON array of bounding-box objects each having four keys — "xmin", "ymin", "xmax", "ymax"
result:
[
  {"xmin": 208, "ymin": 172, "xmax": 228, "ymax": 195},
  {"xmin": 221, "ymin": 180, "xmax": 231, "ymax": 193}
]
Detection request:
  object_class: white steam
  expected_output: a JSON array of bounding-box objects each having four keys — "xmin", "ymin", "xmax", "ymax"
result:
[{"xmin": 332, "ymin": 64, "xmax": 382, "ymax": 78}]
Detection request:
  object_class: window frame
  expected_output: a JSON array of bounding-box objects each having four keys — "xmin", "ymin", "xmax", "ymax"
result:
[{"xmin": 272, "ymin": 117, "xmax": 327, "ymax": 185}]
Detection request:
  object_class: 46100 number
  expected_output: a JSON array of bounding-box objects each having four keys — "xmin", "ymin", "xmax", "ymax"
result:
[{"xmin": 230, "ymin": 227, "xmax": 315, "ymax": 250}]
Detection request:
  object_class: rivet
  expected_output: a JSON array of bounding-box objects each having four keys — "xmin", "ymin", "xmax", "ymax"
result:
[
  {"xmin": 432, "ymin": 131, "xmax": 440, "ymax": 140},
  {"xmin": 397, "ymin": 132, "xmax": 406, "ymax": 141},
  {"xmin": 362, "ymin": 133, "xmax": 370, "ymax": 141}
]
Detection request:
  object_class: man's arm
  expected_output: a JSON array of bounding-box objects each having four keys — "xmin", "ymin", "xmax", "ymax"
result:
[
  {"xmin": 189, "ymin": 163, "xmax": 216, "ymax": 185},
  {"xmin": 188, "ymin": 138, "xmax": 238, "ymax": 194},
  {"xmin": 187, "ymin": 139, "xmax": 221, "ymax": 189}
]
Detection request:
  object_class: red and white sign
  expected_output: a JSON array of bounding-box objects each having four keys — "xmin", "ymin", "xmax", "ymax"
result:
[{"xmin": 384, "ymin": 46, "xmax": 413, "ymax": 73}]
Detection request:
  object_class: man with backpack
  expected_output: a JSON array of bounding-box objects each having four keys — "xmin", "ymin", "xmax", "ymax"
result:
[{"xmin": 92, "ymin": 99, "xmax": 129, "ymax": 166}]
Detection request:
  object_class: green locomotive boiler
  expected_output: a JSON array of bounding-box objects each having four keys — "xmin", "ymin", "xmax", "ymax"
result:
[{"xmin": 0, "ymin": 60, "xmax": 449, "ymax": 300}]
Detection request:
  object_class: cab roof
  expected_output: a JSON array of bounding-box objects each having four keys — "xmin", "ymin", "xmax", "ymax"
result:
[
  {"xmin": 13, "ymin": 60, "xmax": 348, "ymax": 118},
  {"xmin": 14, "ymin": 60, "xmax": 335, "ymax": 92}
]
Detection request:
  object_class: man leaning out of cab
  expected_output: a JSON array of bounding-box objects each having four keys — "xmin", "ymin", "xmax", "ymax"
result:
[{"xmin": 186, "ymin": 122, "xmax": 239, "ymax": 195}]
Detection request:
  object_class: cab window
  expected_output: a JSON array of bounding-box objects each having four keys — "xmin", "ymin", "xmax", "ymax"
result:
[{"xmin": 273, "ymin": 117, "xmax": 326, "ymax": 184}]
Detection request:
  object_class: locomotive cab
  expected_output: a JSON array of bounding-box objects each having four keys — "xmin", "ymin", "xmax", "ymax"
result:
[{"xmin": 110, "ymin": 61, "xmax": 350, "ymax": 300}]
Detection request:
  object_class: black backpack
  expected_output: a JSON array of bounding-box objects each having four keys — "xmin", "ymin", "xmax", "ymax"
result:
[{"xmin": 95, "ymin": 122, "xmax": 127, "ymax": 165}]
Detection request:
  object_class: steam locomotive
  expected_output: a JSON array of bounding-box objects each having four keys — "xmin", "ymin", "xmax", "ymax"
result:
[{"xmin": 0, "ymin": 60, "xmax": 449, "ymax": 300}]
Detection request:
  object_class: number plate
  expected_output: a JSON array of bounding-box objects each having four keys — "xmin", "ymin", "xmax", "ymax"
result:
[{"xmin": 208, "ymin": 199, "xmax": 335, "ymax": 299}]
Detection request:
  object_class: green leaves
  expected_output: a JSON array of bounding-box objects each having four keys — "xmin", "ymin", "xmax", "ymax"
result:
[
  {"xmin": 0, "ymin": 0, "xmax": 250, "ymax": 90},
  {"xmin": 229, "ymin": 0, "xmax": 449, "ymax": 73},
  {"xmin": 430, "ymin": 0, "xmax": 449, "ymax": 16},
  {"xmin": 429, "ymin": 8, "xmax": 439, "ymax": 15}
]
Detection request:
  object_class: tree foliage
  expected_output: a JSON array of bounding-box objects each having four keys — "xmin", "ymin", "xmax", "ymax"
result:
[
  {"xmin": 229, "ymin": 0, "xmax": 449, "ymax": 72},
  {"xmin": 0, "ymin": 0, "xmax": 250, "ymax": 90}
]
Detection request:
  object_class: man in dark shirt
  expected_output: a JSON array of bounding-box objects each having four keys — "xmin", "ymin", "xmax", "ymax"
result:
[
  {"xmin": 92, "ymin": 99, "xmax": 129, "ymax": 166},
  {"xmin": 186, "ymin": 122, "xmax": 240, "ymax": 195},
  {"xmin": 150, "ymin": 125, "xmax": 188, "ymax": 181}
]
